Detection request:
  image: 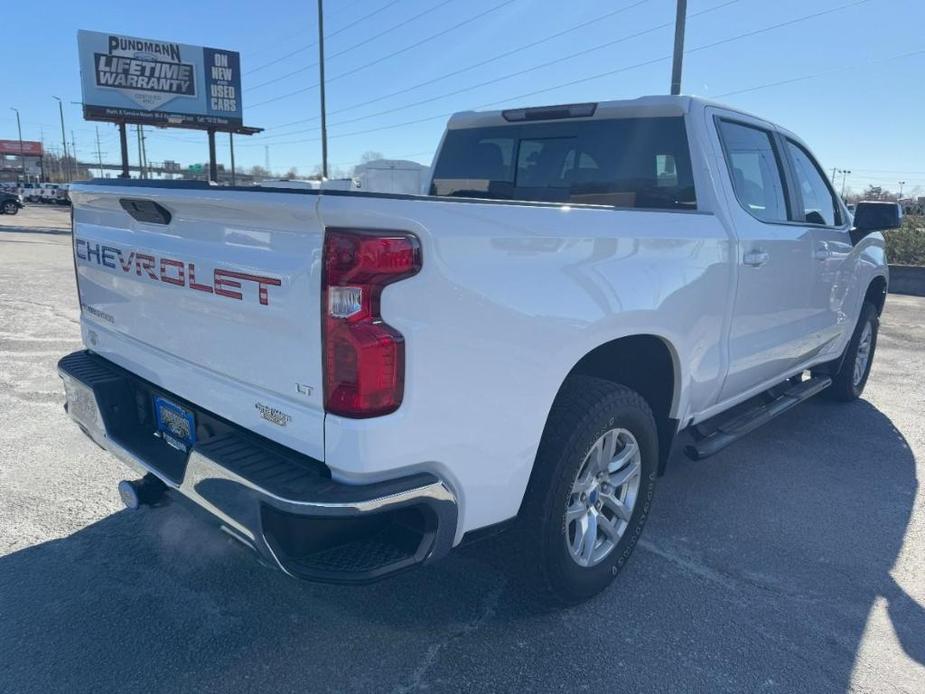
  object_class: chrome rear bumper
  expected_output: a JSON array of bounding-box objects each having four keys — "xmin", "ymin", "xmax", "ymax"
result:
[{"xmin": 58, "ymin": 350, "xmax": 458, "ymax": 583}]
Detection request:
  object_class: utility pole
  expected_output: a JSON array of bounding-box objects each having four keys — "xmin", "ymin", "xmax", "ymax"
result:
[
  {"xmin": 95, "ymin": 126, "xmax": 104, "ymax": 174},
  {"xmin": 136, "ymin": 125, "xmax": 145, "ymax": 179},
  {"xmin": 39, "ymin": 128, "xmax": 46, "ymax": 182},
  {"xmin": 140, "ymin": 125, "xmax": 149, "ymax": 178},
  {"xmin": 10, "ymin": 108, "xmax": 26, "ymax": 183},
  {"xmin": 70, "ymin": 130, "xmax": 78, "ymax": 180},
  {"xmin": 265, "ymin": 145, "xmax": 270, "ymax": 173},
  {"xmin": 831, "ymin": 167, "xmax": 837, "ymax": 183},
  {"xmin": 317, "ymin": 0, "xmax": 329, "ymax": 178},
  {"xmin": 53, "ymin": 96, "xmax": 71, "ymax": 182},
  {"xmin": 670, "ymin": 0, "xmax": 687, "ymax": 95},
  {"xmin": 898, "ymin": 181, "xmax": 906, "ymax": 199}
]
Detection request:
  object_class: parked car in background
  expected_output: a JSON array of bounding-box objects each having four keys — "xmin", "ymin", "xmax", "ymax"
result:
[
  {"xmin": 37, "ymin": 183, "xmax": 69, "ymax": 204},
  {"xmin": 0, "ymin": 190, "xmax": 24, "ymax": 214},
  {"xmin": 22, "ymin": 183, "xmax": 42, "ymax": 203},
  {"xmin": 60, "ymin": 95, "xmax": 899, "ymax": 604},
  {"xmin": 37, "ymin": 183, "xmax": 58, "ymax": 203}
]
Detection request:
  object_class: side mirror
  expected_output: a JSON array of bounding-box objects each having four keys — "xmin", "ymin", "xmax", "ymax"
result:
[
  {"xmin": 853, "ymin": 201, "xmax": 902, "ymax": 233},
  {"xmin": 851, "ymin": 201, "xmax": 902, "ymax": 244}
]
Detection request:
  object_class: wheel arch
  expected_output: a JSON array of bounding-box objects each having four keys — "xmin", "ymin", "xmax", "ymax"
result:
[
  {"xmin": 865, "ymin": 274, "xmax": 888, "ymax": 315},
  {"xmin": 545, "ymin": 334, "xmax": 681, "ymax": 477}
]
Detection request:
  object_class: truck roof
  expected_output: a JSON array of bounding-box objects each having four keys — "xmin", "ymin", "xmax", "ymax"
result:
[{"xmin": 446, "ymin": 94, "xmax": 761, "ymax": 130}]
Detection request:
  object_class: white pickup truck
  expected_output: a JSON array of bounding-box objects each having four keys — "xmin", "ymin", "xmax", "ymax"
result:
[{"xmin": 60, "ymin": 96, "xmax": 900, "ymax": 603}]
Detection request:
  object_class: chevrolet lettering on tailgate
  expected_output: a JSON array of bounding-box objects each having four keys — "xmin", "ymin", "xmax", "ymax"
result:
[{"xmin": 75, "ymin": 239, "xmax": 281, "ymax": 306}]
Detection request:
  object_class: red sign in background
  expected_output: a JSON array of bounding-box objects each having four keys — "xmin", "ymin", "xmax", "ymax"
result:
[{"xmin": 0, "ymin": 140, "xmax": 44, "ymax": 156}]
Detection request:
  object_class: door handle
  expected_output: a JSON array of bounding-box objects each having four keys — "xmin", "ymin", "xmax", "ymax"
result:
[
  {"xmin": 743, "ymin": 249, "xmax": 769, "ymax": 267},
  {"xmin": 814, "ymin": 246, "xmax": 832, "ymax": 261}
]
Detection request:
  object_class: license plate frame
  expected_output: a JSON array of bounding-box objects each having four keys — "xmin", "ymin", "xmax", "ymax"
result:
[{"xmin": 153, "ymin": 395, "xmax": 196, "ymax": 452}]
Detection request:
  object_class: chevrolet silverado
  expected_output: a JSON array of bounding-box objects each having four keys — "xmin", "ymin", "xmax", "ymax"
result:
[{"xmin": 58, "ymin": 96, "xmax": 900, "ymax": 603}]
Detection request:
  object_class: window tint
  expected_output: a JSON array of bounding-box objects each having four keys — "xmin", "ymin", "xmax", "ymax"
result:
[
  {"xmin": 430, "ymin": 117, "xmax": 696, "ymax": 210},
  {"xmin": 717, "ymin": 120, "xmax": 788, "ymax": 223},
  {"xmin": 786, "ymin": 140, "xmax": 840, "ymax": 226}
]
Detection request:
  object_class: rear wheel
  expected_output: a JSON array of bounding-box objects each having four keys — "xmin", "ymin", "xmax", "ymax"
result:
[
  {"xmin": 518, "ymin": 376, "xmax": 658, "ymax": 604},
  {"xmin": 820, "ymin": 301, "xmax": 879, "ymax": 401}
]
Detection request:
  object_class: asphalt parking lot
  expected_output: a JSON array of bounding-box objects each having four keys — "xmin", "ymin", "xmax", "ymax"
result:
[{"xmin": 1, "ymin": 209, "xmax": 923, "ymax": 693}]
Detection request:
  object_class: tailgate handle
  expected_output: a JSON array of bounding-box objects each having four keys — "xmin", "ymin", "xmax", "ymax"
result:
[{"xmin": 119, "ymin": 198, "xmax": 172, "ymax": 225}]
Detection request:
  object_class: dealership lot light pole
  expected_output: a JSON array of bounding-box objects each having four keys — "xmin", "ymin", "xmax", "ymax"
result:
[
  {"xmin": 52, "ymin": 97, "xmax": 71, "ymax": 182},
  {"xmin": 837, "ymin": 168, "xmax": 851, "ymax": 199},
  {"xmin": 10, "ymin": 108, "xmax": 26, "ymax": 182}
]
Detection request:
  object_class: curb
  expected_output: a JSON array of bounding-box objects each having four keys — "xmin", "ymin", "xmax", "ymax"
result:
[{"xmin": 888, "ymin": 265, "xmax": 925, "ymax": 297}]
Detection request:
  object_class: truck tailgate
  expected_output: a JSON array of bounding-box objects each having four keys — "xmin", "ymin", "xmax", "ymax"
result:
[{"xmin": 69, "ymin": 184, "xmax": 325, "ymax": 459}]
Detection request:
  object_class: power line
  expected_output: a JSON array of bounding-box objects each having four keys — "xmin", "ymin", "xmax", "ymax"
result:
[
  {"xmin": 247, "ymin": 0, "xmax": 516, "ymax": 110},
  {"xmin": 244, "ymin": 1, "xmax": 356, "ymax": 59},
  {"xmin": 240, "ymin": 0, "xmax": 869, "ymax": 148},
  {"xmin": 260, "ymin": 0, "xmax": 653, "ymax": 134},
  {"xmin": 246, "ymin": 0, "xmax": 455, "ymax": 93},
  {"xmin": 714, "ymin": 45, "xmax": 925, "ymax": 98},
  {"xmin": 255, "ymin": 0, "xmax": 731, "ymax": 142},
  {"xmin": 244, "ymin": 0, "xmax": 402, "ymax": 75},
  {"xmin": 852, "ymin": 167, "xmax": 925, "ymax": 175}
]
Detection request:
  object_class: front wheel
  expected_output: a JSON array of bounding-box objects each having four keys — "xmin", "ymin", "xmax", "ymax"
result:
[
  {"xmin": 1, "ymin": 201, "xmax": 18, "ymax": 215},
  {"xmin": 821, "ymin": 301, "xmax": 879, "ymax": 401},
  {"xmin": 518, "ymin": 376, "xmax": 658, "ymax": 604}
]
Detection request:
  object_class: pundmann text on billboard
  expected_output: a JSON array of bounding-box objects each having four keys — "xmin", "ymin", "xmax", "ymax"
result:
[{"xmin": 77, "ymin": 30, "xmax": 243, "ymax": 130}]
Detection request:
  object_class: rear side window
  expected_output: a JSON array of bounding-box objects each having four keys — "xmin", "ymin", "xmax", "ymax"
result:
[
  {"xmin": 430, "ymin": 117, "xmax": 696, "ymax": 210},
  {"xmin": 786, "ymin": 140, "xmax": 841, "ymax": 226},
  {"xmin": 717, "ymin": 120, "xmax": 789, "ymax": 223}
]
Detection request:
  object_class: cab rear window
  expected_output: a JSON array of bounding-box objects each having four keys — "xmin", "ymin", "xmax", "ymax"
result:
[{"xmin": 429, "ymin": 116, "xmax": 696, "ymax": 210}]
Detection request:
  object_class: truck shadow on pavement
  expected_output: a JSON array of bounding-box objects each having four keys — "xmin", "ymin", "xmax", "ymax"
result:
[{"xmin": 0, "ymin": 399, "xmax": 920, "ymax": 692}]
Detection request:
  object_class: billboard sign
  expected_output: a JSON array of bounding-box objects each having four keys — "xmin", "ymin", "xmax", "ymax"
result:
[
  {"xmin": 0, "ymin": 140, "xmax": 43, "ymax": 156},
  {"xmin": 77, "ymin": 30, "xmax": 242, "ymax": 130}
]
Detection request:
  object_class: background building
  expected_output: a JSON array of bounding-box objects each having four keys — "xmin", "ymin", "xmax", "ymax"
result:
[{"xmin": 0, "ymin": 139, "xmax": 44, "ymax": 183}]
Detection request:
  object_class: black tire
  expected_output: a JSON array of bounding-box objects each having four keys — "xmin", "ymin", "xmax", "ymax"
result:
[
  {"xmin": 1, "ymin": 201, "xmax": 18, "ymax": 215},
  {"xmin": 821, "ymin": 301, "xmax": 879, "ymax": 401},
  {"xmin": 517, "ymin": 375, "xmax": 658, "ymax": 605}
]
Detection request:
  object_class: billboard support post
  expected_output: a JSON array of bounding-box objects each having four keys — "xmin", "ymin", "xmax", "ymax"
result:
[
  {"xmin": 208, "ymin": 129, "xmax": 217, "ymax": 183},
  {"xmin": 229, "ymin": 132, "xmax": 236, "ymax": 186},
  {"xmin": 118, "ymin": 122, "xmax": 129, "ymax": 178}
]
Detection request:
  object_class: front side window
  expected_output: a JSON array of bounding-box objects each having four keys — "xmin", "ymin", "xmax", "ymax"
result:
[
  {"xmin": 430, "ymin": 117, "xmax": 696, "ymax": 210},
  {"xmin": 786, "ymin": 140, "xmax": 840, "ymax": 226},
  {"xmin": 717, "ymin": 120, "xmax": 789, "ymax": 223}
]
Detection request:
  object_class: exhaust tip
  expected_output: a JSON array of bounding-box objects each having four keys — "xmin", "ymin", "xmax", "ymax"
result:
[
  {"xmin": 118, "ymin": 480, "xmax": 142, "ymax": 510},
  {"xmin": 118, "ymin": 474, "xmax": 167, "ymax": 509}
]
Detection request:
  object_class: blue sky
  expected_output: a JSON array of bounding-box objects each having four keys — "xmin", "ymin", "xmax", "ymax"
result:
[{"xmin": 2, "ymin": 0, "xmax": 924, "ymax": 193}]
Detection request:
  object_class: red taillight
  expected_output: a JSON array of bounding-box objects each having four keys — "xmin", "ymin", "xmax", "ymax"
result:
[{"xmin": 322, "ymin": 228, "xmax": 421, "ymax": 418}]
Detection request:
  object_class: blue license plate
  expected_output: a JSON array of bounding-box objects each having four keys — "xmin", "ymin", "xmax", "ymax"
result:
[{"xmin": 153, "ymin": 396, "xmax": 196, "ymax": 451}]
